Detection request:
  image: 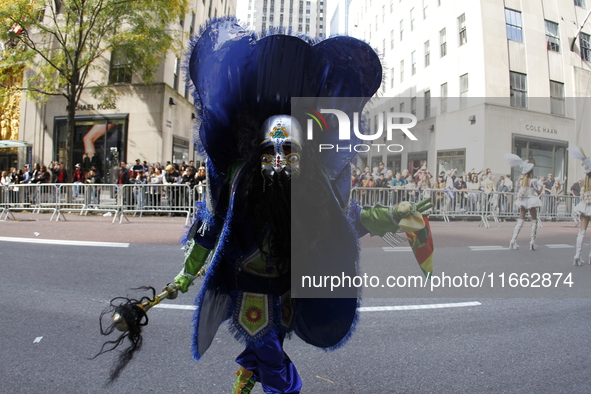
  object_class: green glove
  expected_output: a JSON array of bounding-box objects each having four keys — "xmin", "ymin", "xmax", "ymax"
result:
[
  {"xmin": 415, "ymin": 197, "xmax": 434, "ymax": 216},
  {"xmin": 360, "ymin": 198, "xmax": 433, "ymax": 236},
  {"xmin": 173, "ymin": 239, "xmax": 211, "ymax": 293},
  {"xmin": 360, "ymin": 204, "xmax": 400, "ymax": 237}
]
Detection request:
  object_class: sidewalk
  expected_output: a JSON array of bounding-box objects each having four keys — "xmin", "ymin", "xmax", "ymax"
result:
[{"xmin": 0, "ymin": 212, "xmax": 580, "ymax": 247}]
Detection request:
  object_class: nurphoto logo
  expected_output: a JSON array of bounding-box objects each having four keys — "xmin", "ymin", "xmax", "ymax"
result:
[{"xmin": 304, "ymin": 108, "xmax": 419, "ymax": 153}]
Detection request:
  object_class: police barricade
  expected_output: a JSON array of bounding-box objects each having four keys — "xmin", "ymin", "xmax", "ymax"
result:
[
  {"xmin": 537, "ymin": 193, "xmax": 579, "ymax": 222},
  {"xmin": 430, "ymin": 189, "xmax": 491, "ymax": 227},
  {"xmin": 0, "ymin": 183, "xmax": 58, "ymax": 220},
  {"xmin": 350, "ymin": 187, "xmax": 448, "ymax": 220},
  {"xmin": 116, "ymin": 184, "xmax": 193, "ymax": 224}
]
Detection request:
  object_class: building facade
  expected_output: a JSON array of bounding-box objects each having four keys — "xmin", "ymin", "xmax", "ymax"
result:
[
  {"xmin": 346, "ymin": 0, "xmax": 591, "ymax": 187},
  {"xmin": 241, "ymin": 0, "xmax": 326, "ymax": 37},
  {"xmin": 5, "ymin": 0, "xmax": 236, "ymax": 180}
]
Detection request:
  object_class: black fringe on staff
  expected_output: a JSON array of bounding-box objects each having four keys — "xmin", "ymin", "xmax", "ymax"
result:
[{"xmin": 91, "ymin": 287, "xmax": 156, "ymax": 384}]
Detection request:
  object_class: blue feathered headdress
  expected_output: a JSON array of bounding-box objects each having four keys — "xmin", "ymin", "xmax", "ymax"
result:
[{"xmin": 186, "ymin": 18, "xmax": 383, "ymax": 176}]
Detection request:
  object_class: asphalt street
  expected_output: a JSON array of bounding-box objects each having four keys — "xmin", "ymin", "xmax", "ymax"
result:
[{"xmin": 0, "ymin": 213, "xmax": 590, "ymax": 393}]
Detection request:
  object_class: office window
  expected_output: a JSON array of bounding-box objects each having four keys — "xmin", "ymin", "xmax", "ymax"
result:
[
  {"xmin": 424, "ymin": 90, "xmax": 431, "ymax": 118},
  {"xmin": 505, "ymin": 9, "xmax": 523, "ymax": 42},
  {"xmin": 545, "ymin": 20, "xmax": 560, "ymax": 52},
  {"xmin": 109, "ymin": 49, "xmax": 132, "ymax": 84},
  {"xmin": 400, "ymin": 59, "xmax": 404, "ymax": 82},
  {"xmin": 423, "ymin": 2, "xmax": 429, "ymax": 19},
  {"xmin": 390, "ymin": 67, "xmax": 395, "ymax": 89},
  {"xmin": 411, "ymin": 97, "xmax": 416, "ymax": 116},
  {"xmin": 400, "ymin": 19, "xmax": 404, "ymax": 40},
  {"xmin": 410, "ymin": 8, "xmax": 415, "ymax": 31},
  {"xmin": 510, "ymin": 71, "xmax": 527, "ymax": 108},
  {"xmin": 399, "ymin": 102, "xmax": 405, "ymax": 123},
  {"xmin": 550, "ymin": 81, "xmax": 565, "ymax": 115},
  {"xmin": 460, "ymin": 73, "xmax": 468, "ymax": 108},
  {"xmin": 440, "ymin": 28, "xmax": 447, "ymax": 57},
  {"xmin": 575, "ymin": 0, "xmax": 586, "ymax": 8},
  {"xmin": 391, "ymin": 29, "xmax": 395, "ymax": 49},
  {"xmin": 458, "ymin": 13, "xmax": 467, "ymax": 45},
  {"xmin": 411, "ymin": 51, "xmax": 416, "ymax": 75},
  {"xmin": 582, "ymin": 32, "xmax": 591, "ymax": 60},
  {"xmin": 440, "ymin": 83, "xmax": 448, "ymax": 113},
  {"xmin": 425, "ymin": 40, "xmax": 430, "ymax": 67}
]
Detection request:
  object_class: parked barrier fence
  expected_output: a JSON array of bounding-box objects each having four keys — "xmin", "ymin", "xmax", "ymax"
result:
[
  {"xmin": 1, "ymin": 183, "xmax": 580, "ymax": 226},
  {"xmin": 350, "ymin": 187, "xmax": 580, "ymax": 228},
  {"xmin": 0, "ymin": 183, "xmax": 207, "ymax": 224}
]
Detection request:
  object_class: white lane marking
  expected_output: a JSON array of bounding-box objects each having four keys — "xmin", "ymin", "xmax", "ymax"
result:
[
  {"xmin": 154, "ymin": 304, "xmax": 196, "ymax": 310},
  {"xmin": 33, "ymin": 337, "xmax": 43, "ymax": 343},
  {"xmin": 154, "ymin": 301, "xmax": 482, "ymax": 312},
  {"xmin": 382, "ymin": 247, "xmax": 412, "ymax": 252},
  {"xmin": 469, "ymin": 246, "xmax": 509, "ymax": 251},
  {"xmin": 359, "ymin": 301, "xmax": 481, "ymax": 312},
  {"xmin": 545, "ymin": 244, "xmax": 573, "ymax": 249},
  {"xmin": 0, "ymin": 237, "xmax": 129, "ymax": 248}
]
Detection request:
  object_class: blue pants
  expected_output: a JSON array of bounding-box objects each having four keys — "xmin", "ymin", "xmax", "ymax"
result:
[{"xmin": 235, "ymin": 330, "xmax": 302, "ymax": 394}]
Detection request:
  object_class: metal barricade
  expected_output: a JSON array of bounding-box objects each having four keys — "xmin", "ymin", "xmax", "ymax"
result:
[{"xmin": 117, "ymin": 184, "xmax": 193, "ymax": 224}]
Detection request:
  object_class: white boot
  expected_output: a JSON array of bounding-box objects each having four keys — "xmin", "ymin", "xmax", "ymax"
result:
[
  {"xmin": 574, "ymin": 229, "xmax": 586, "ymax": 266},
  {"xmin": 529, "ymin": 220, "xmax": 538, "ymax": 251},
  {"xmin": 509, "ymin": 219, "xmax": 524, "ymax": 250}
]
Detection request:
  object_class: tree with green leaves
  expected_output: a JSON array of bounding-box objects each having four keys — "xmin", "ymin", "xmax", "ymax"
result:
[{"xmin": 0, "ymin": 0, "xmax": 188, "ymax": 169}]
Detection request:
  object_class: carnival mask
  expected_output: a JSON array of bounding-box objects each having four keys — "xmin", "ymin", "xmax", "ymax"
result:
[{"xmin": 260, "ymin": 115, "xmax": 303, "ymax": 180}]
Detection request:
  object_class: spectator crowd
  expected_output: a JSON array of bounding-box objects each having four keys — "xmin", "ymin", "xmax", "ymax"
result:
[
  {"xmin": 0, "ymin": 159, "xmax": 207, "ymax": 188},
  {"xmin": 350, "ymin": 161, "xmax": 581, "ymax": 217}
]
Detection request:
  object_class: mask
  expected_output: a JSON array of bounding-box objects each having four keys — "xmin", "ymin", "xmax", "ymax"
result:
[{"xmin": 260, "ymin": 115, "xmax": 303, "ymax": 180}]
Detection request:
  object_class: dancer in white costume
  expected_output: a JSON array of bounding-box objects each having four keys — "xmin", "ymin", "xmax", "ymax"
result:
[
  {"xmin": 568, "ymin": 146, "xmax": 591, "ymax": 265},
  {"xmin": 505, "ymin": 154, "xmax": 543, "ymax": 250}
]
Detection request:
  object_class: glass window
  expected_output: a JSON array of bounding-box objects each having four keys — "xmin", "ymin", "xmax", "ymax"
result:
[
  {"xmin": 411, "ymin": 97, "xmax": 416, "ymax": 115},
  {"xmin": 390, "ymin": 67, "xmax": 395, "ymax": 89},
  {"xmin": 505, "ymin": 8, "xmax": 523, "ymax": 42},
  {"xmin": 411, "ymin": 51, "xmax": 416, "ymax": 75},
  {"xmin": 550, "ymin": 81, "xmax": 565, "ymax": 115},
  {"xmin": 400, "ymin": 59, "xmax": 404, "ymax": 82},
  {"xmin": 510, "ymin": 71, "xmax": 527, "ymax": 108},
  {"xmin": 109, "ymin": 49, "xmax": 132, "ymax": 84},
  {"xmin": 54, "ymin": 116, "xmax": 128, "ymax": 181},
  {"xmin": 400, "ymin": 19, "xmax": 404, "ymax": 41},
  {"xmin": 425, "ymin": 90, "xmax": 431, "ymax": 118},
  {"xmin": 545, "ymin": 20, "xmax": 560, "ymax": 52},
  {"xmin": 425, "ymin": 40, "xmax": 430, "ymax": 67},
  {"xmin": 460, "ymin": 73, "xmax": 468, "ymax": 108},
  {"xmin": 458, "ymin": 13, "xmax": 467, "ymax": 45},
  {"xmin": 440, "ymin": 28, "xmax": 447, "ymax": 57},
  {"xmin": 581, "ymin": 32, "xmax": 591, "ymax": 60},
  {"xmin": 575, "ymin": 0, "xmax": 586, "ymax": 8},
  {"xmin": 513, "ymin": 137, "xmax": 567, "ymax": 182},
  {"xmin": 440, "ymin": 83, "xmax": 448, "ymax": 114},
  {"xmin": 391, "ymin": 29, "xmax": 395, "ymax": 49},
  {"xmin": 410, "ymin": 8, "xmax": 415, "ymax": 31}
]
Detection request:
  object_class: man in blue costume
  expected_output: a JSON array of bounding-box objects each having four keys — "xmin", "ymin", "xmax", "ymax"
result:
[{"xmin": 172, "ymin": 19, "xmax": 433, "ymax": 394}]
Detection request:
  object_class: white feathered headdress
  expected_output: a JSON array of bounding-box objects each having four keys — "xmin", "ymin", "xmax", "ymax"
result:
[
  {"xmin": 504, "ymin": 153, "xmax": 534, "ymax": 174},
  {"xmin": 568, "ymin": 146, "xmax": 591, "ymax": 174}
]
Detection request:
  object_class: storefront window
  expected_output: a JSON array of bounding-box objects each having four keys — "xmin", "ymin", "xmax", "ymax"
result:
[
  {"xmin": 437, "ymin": 149, "xmax": 466, "ymax": 176},
  {"xmin": 54, "ymin": 115, "xmax": 128, "ymax": 183},
  {"xmin": 172, "ymin": 136, "xmax": 190, "ymax": 165},
  {"xmin": 513, "ymin": 136, "xmax": 567, "ymax": 183}
]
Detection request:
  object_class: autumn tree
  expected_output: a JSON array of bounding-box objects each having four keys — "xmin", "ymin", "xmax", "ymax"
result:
[{"xmin": 0, "ymin": 0, "xmax": 188, "ymax": 169}]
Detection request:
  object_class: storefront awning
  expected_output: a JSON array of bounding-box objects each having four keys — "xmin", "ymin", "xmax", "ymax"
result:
[{"xmin": 0, "ymin": 140, "xmax": 31, "ymax": 149}]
